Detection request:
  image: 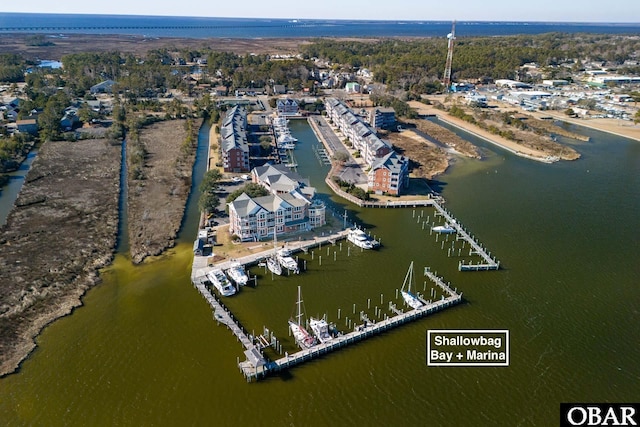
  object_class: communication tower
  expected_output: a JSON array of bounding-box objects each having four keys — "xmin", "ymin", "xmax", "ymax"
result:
[{"xmin": 443, "ymin": 21, "xmax": 456, "ymax": 92}]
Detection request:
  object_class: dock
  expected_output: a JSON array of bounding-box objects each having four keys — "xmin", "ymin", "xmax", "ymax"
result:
[
  {"xmin": 191, "ymin": 229, "xmax": 350, "ymax": 281},
  {"xmin": 238, "ymin": 267, "xmax": 462, "ymax": 381},
  {"xmin": 191, "ymin": 279, "xmax": 268, "ymax": 373},
  {"xmin": 431, "ymin": 201, "xmax": 500, "ymax": 271}
]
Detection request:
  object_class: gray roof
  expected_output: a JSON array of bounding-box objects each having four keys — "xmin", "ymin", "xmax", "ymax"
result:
[
  {"xmin": 229, "ymin": 192, "xmax": 308, "ymax": 217},
  {"xmin": 253, "ymin": 163, "xmax": 309, "ymax": 191},
  {"xmin": 371, "ymin": 151, "xmax": 407, "ymax": 174},
  {"xmin": 221, "ymin": 105, "xmax": 249, "ymax": 154}
]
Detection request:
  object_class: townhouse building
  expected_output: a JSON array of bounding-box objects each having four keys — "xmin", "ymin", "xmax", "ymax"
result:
[{"xmin": 220, "ymin": 105, "xmax": 250, "ymax": 172}]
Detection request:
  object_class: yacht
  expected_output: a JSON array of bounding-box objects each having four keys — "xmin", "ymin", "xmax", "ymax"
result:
[
  {"xmin": 277, "ymin": 248, "xmax": 299, "ymax": 273},
  {"xmin": 400, "ymin": 262, "xmax": 423, "ymax": 310},
  {"xmin": 207, "ymin": 268, "xmax": 237, "ymax": 297},
  {"xmin": 288, "ymin": 286, "xmax": 317, "ymax": 349},
  {"xmin": 309, "ymin": 316, "xmax": 333, "ymax": 344},
  {"xmin": 347, "ymin": 228, "xmax": 379, "ymax": 249},
  {"xmin": 225, "ymin": 261, "xmax": 249, "ymax": 286},
  {"xmin": 277, "ymin": 133, "xmax": 298, "ymax": 144}
]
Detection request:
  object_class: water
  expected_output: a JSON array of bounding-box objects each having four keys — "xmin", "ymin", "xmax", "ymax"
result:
[
  {"xmin": 0, "ymin": 148, "xmax": 38, "ymax": 226},
  {"xmin": 0, "ymin": 119, "xmax": 639, "ymax": 426},
  {"xmin": 2, "ymin": 13, "xmax": 640, "ymax": 38}
]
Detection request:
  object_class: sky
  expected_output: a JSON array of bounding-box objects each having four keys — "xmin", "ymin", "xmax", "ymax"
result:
[{"xmin": 1, "ymin": 0, "xmax": 640, "ymax": 23}]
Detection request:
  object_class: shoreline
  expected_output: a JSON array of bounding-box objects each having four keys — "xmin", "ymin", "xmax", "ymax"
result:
[
  {"xmin": 530, "ymin": 111, "xmax": 640, "ymax": 143},
  {"xmin": 0, "ymin": 139, "xmax": 121, "ymax": 377}
]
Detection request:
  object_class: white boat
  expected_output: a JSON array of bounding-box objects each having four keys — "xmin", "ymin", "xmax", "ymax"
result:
[
  {"xmin": 431, "ymin": 222, "xmax": 456, "ymax": 234},
  {"xmin": 207, "ymin": 268, "xmax": 236, "ymax": 297},
  {"xmin": 266, "ymin": 256, "xmax": 282, "ymax": 275},
  {"xmin": 347, "ymin": 228, "xmax": 379, "ymax": 249},
  {"xmin": 225, "ymin": 261, "xmax": 248, "ymax": 286},
  {"xmin": 309, "ymin": 316, "xmax": 333, "ymax": 344},
  {"xmin": 277, "ymin": 248, "xmax": 299, "ymax": 273},
  {"xmin": 288, "ymin": 286, "xmax": 317, "ymax": 349},
  {"xmin": 277, "ymin": 133, "xmax": 298, "ymax": 144},
  {"xmin": 400, "ymin": 261, "xmax": 423, "ymax": 310},
  {"xmin": 279, "ymin": 142, "xmax": 296, "ymax": 150}
]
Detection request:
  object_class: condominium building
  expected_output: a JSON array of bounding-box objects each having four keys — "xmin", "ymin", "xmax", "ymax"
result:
[{"xmin": 220, "ymin": 105, "xmax": 250, "ymax": 172}]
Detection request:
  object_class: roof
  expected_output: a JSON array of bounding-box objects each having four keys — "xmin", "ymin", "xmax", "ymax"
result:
[
  {"xmin": 229, "ymin": 191, "xmax": 308, "ymax": 218},
  {"xmin": 370, "ymin": 151, "xmax": 407, "ymax": 174},
  {"xmin": 253, "ymin": 163, "xmax": 310, "ymax": 192},
  {"xmin": 221, "ymin": 105, "xmax": 249, "ymax": 154}
]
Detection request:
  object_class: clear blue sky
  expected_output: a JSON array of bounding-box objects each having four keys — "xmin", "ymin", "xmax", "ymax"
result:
[{"xmin": 1, "ymin": 0, "xmax": 639, "ymax": 23}]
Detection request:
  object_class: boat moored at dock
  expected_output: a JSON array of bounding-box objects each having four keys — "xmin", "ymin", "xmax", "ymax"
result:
[
  {"xmin": 400, "ymin": 262, "xmax": 424, "ymax": 310},
  {"xmin": 289, "ymin": 286, "xmax": 317, "ymax": 349},
  {"xmin": 266, "ymin": 256, "xmax": 283, "ymax": 275},
  {"xmin": 309, "ymin": 316, "xmax": 333, "ymax": 344},
  {"xmin": 347, "ymin": 228, "xmax": 379, "ymax": 249},
  {"xmin": 207, "ymin": 268, "xmax": 237, "ymax": 297},
  {"xmin": 431, "ymin": 223, "xmax": 456, "ymax": 234},
  {"xmin": 277, "ymin": 248, "xmax": 299, "ymax": 274},
  {"xmin": 226, "ymin": 261, "xmax": 249, "ymax": 286}
]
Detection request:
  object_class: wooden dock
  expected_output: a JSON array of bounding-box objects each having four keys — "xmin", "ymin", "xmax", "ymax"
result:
[
  {"xmin": 431, "ymin": 201, "xmax": 500, "ymax": 271},
  {"xmin": 191, "ymin": 279, "xmax": 268, "ymax": 373}
]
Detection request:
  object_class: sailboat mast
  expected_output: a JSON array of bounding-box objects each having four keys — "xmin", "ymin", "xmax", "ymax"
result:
[
  {"xmin": 402, "ymin": 261, "xmax": 414, "ymax": 292},
  {"xmin": 296, "ymin": 286, "xmax": 303, "ymax": 326}
]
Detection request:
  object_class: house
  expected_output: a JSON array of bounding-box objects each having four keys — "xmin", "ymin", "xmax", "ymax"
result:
[
  {"xmin": 16, "ymin": 119, "xmax": 38, "ymax": 135},
  {"xmin": 60, "ymin": 108, "xmax": 80, "ymax": 130},
  {"xmin": 90, "ymin": 80, "xmax": 116, "ymax": 94},
  {"xmin": 276, "ymin": 98, "xmax": 299, "ymax": 116},
  {"xmin": 367, "ymin": 151, "xmax": 409, "ymax": 196},
  {"xmin": 220, "ymin": 105, "xmax": 250, "ymax": 173},
  {"xmin": 228, "ymin": 192, "xmax": 325, "ymax": 241},
  {"xmin": 345, "ymin": 82, "xmax": 361, "ymax": 93},
  {"xmin": 212, "ymin": 86, "xmax": 228, "ymax": 96},
  {"xmin": 273, "ymin": 84, "xmax": 286, "ymax": 95}
]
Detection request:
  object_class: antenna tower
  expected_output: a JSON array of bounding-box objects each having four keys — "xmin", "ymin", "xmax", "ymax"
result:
[{"xmin": 443, "ymin": 20, "xmax": 456, "ymax": 92}]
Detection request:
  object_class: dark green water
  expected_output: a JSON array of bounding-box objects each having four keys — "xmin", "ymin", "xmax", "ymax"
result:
[{"xmin": 1, "ymin": 119, "xmax": 638, "ymax": 426}]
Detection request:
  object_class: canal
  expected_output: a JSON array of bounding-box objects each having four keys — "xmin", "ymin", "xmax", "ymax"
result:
[{"xmin": 0, "ymin": 118, "xmax": 638, "ymax": 426}]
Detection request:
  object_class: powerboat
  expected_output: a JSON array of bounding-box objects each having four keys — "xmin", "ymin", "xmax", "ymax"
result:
[
  {"xmin": 431, "ymin": 223, "xmax": 456, "ymax": 234},
  {"xmin": 225, "ymin": 261, "xmax": 249, "ymax": 286},
  {"xmin": 277, "ymin": 248, "xmax": 299, "ymax": 273},
  {"xmin": 400, "ymin": 261, "xmax": 423, "ymax": 310},
  {"xmin": 288, "ymin": 286, "xmax": 317, "ymax": 349},
  {"xmin": 347, "ymin": 228, "xmax": 379, "ymax": 249},
  {"xmin": 207, "ymin": 268, "xmax": 236, "ymax": 297},
  {"xmin": 309, "ymin": 316, "xmax": 333, "ymax": 344}
]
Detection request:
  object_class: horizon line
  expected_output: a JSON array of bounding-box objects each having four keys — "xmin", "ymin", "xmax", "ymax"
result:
[{"xmin": 1, "ymin": 11, "xmax": 639, "ymax": 25}]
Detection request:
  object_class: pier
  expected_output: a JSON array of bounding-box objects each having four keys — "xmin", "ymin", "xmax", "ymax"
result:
[
  {"xmin": 240, "ymin": 267, "xmax": 462, "ymax": 381},
  {"xmin": 191, "ymin": 280, "xmax": 268, "ymax": 373},
  {"xmin": 191, "ymin": 229, "xmax": 350, "ymax": 280},
  {"xmin": 431, "ymin": 201, "xmax": 500, "ymax": 271}
]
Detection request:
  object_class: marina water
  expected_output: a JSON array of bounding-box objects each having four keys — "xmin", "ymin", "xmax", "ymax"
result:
[{"xmin": 0, "ymin": 118, "xmax": 639, "ymax": 426}]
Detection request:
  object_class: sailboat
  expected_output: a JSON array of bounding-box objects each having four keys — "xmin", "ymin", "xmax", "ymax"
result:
[
  {"xmin": 267, "ymin": 229, "xmax": 283, "ymax": 275},
  {"xmin": 267, "ymin": 256, "xmax": 282, "ymax": 275},
  {"xmin": 288, "ymin": 286, "xmax": 317, "ymax": 349},
  {"xmin": 400, "ymin": 261, "xmax": 424, "ymax": 310}
]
